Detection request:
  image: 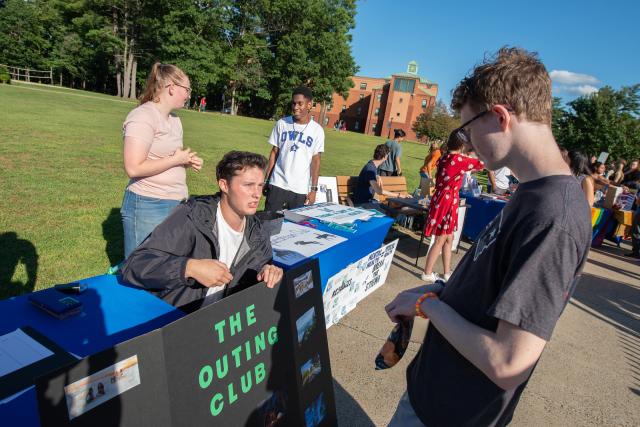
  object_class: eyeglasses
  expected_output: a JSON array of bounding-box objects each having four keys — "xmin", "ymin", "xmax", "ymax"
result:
[
  {"xmin": 166, "ymin": 83, "xmax": 192, "ymax": 95},
  {"xmin": 453, "ymin": 110, "xmax": 489, "ymax": 144},
  {"xmin": 454, "ymin": 107, "xmax": 514, "ymax": 144}
]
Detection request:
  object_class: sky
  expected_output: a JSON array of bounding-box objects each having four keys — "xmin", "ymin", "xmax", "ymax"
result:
[{"xmin": 350, "ymin": 0, "xmax": 639, "ymax": 107}]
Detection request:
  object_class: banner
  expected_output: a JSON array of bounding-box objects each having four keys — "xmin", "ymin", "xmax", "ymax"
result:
[
  {"xmin": 323, "ymin": 240, "xmax": 398, "ymax": 328},
  {"xmin": 36, "ymin": 260, "xmax": 337, "ymax": 427}
]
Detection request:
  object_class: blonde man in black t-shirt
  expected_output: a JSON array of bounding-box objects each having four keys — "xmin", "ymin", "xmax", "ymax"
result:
[{"xmin": 385, "ymin": 47, "xmax": 591, "ymax": 426}]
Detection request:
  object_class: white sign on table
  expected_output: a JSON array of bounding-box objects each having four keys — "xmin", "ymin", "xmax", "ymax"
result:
[
  {"xmin": 270, "ymin": 222, "xmax": 346, "ymax": 265},
  {"xmin": 323, "ymin": 239, "xmax": 398, "ymax": 328},
  {"xmin": 315, "ymin": 176, "xmax": 339, "ymax": 204},
  {"xmin": 293, "ymin": 203, "xmax": 375, "ymax": 225}
]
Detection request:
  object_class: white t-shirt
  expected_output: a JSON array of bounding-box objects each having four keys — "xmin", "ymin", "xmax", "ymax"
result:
[
  {"xmin": 205, "ymin": 206, "xmax": 245, "ymax": 301},
  {"xmin": 493, "ymin": 167, "xmax": 512, "ymax": 190},
  {"xmin": 268, "ymin": 116, "xmax": 325, "ymax": 195}
]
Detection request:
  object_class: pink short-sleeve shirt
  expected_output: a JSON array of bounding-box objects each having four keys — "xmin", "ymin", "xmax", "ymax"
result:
[{"xmin": 123, "ymin": 102, "xmax": 187, "ymax": 200}]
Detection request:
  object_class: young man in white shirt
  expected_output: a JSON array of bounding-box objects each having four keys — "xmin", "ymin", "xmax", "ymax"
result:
[
  {"xmin": 120, "ymin": 151, "xmax": 283, "ymax": 311},
  {"xmin": 264, "ymin": 86, "xmax": 325, "ymax": 211},
  {"xmin": 488, "ymin": 166, "xmax": 512, "ymax": 195}
]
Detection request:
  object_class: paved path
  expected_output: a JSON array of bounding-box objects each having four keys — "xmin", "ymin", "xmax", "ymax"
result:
[{"xmin": 328, "ymin": 231, "xmax": 640, "ymax": 426}]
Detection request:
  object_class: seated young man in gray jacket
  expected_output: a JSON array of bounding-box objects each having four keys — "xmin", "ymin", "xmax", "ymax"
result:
[{"xmin": 120, "ymin": 151, "xmax": 283, "ymax": 310}]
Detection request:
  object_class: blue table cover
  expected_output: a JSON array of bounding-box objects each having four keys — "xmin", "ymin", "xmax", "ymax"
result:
[
  {"xmin": 462, "ymin": 196, "xmax": 508, "ymax": 241},
  {"xmin": 273, "ymin": 214, "xmax": 394, "ymax": 291},
  {"xmin": 0, "ymin": 274, "xmax": 184, "ymax": 426}
]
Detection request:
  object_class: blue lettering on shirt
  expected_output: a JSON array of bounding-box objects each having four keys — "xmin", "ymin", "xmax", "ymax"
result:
[{"xmin": 279, "ymin": 125, "xmax": 315, "ymax": 149}]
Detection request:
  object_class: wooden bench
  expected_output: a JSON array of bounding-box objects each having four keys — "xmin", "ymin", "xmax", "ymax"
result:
[
  {"xmin": 378, "ymin": 176, "xmax": 409, "ymax": 203},
  {"xmin": 336, "ymin": 175, "xmax": 358, "ymax": 206}
]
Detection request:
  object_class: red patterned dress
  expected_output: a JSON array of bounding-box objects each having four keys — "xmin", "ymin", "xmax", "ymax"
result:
[{"xmin": 424, "ymin": 152, "xmax": 484, "ymax": 236}]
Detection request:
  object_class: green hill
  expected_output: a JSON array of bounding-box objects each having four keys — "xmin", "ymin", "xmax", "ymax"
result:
[{"xmin": 0, "ymin": 82, "xmax": 433, "ymax": 297}]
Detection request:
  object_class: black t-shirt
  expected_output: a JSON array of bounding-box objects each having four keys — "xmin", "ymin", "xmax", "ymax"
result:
[
  {"xmin": 354, "ymin": 160, "xmax": 378, "ymax": 204},
  {"xmin": 406, "ymin": 175, "xmax": 592, "ymax": 427}
]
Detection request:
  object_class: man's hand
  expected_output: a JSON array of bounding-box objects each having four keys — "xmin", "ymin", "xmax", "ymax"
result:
[
  {"xmin": 305, "ymin": 190, "xmax": 317, "ymax": 205},
  {"xmin": 257, "ymin": 264, "xmax": 283, "ymax": 288},
  {"xmin": 385, "ymin": 283, "xmax": 444, "ymax": 323},
  {"xmin": 185, "ymin": 259, "xmax": 233, "ymax": 287}
]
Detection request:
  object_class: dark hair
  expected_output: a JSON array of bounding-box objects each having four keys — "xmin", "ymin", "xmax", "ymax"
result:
[
  {"xmin": 216, "ymin": 151, "xmax": 267, "ymax": 182},
  {"xmin": 373, "ymin": 144, "xmax": 390, "ymax": 160},
  {"xmin": 451, "ymin": 47, "xmax": 552, "ymax": 125},
  {"xmin": 568, "ymin": 151, "xmax": 590, "ymax": 176},
  {"xmin": 446, "ymin": 130, "xmax": 465, "ymax": 151},
  {"xmin": 394, "ymin": 129, "xmax": 406, "ymax": 139},
  {"xmin": 292, "ymin": 86, "xmax": 313, "ymax": 101},
  {"xmin": 589, "ymin": 161, "xmax": 603, "ymax": 174}
]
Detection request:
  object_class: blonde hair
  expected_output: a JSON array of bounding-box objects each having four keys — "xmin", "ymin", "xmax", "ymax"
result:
[{"xmin": 139, "ymin": 62, "xmax": 188, "ymax": 105}]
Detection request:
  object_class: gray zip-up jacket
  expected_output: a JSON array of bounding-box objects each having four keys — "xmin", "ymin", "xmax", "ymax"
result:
[{"xmin": 119, "ymin": 194, "xmax": 273, "ymax": 310}]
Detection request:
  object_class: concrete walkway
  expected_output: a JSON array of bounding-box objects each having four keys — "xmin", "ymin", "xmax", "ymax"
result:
[{"xmin": 328, "ymin": 230, "xmax": 640, "ymax": 426}]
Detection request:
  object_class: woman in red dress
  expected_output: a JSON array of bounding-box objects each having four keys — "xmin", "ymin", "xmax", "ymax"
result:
[{"xmin": 421, "ymin": 132, "xmax": 484, "ymax": 283}]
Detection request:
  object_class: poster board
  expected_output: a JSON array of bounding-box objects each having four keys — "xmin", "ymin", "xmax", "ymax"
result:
[
  {"xmin": 315, "ymin": 177, "xmax": 339, "ymax": 204},
  {"xmin": 36, "ymin": 260, "xmax": 337, "ymax": 427},
  {"xmin": 323, "ymin": 240, "xmax": 398, "ymax": 328}
]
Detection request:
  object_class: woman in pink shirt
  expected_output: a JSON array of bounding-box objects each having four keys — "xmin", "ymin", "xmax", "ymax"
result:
[{"xmin": 121, "ymin": 63, "xmax": 203, "ymax": 258}]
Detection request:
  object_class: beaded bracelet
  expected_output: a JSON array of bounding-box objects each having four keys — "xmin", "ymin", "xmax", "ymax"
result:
[{"xmin": 415, "ymin": 292, "xmax": 439, "ymax": 319}]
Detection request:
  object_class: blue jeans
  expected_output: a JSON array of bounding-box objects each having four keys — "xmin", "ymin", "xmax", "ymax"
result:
[{"xmin": 120, "ymin": 190, "xmax": 181, "ymax": 259}]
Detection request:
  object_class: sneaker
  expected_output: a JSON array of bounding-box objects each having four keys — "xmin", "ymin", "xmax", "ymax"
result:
[
  {"xmin": 420, "ymin": 272, "xmax": 440, "ymax": 283},
  {"xmin": 443, "ymin": 271, "xmax": 453, "ymax": 282}
]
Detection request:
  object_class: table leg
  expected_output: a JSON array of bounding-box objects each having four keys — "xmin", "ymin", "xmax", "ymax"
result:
[{"xmin": 415, "ymin": 231, "xmax": 425, "ymax": 267}]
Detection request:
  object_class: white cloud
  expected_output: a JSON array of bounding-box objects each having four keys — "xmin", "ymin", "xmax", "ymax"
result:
[
  {"xmin": 554, "ymin": 84, "xmax": 599, "ymax": 96},
  {"xmin": 549, "ymin": 70, "xmax": 600, "ymax": 86}
]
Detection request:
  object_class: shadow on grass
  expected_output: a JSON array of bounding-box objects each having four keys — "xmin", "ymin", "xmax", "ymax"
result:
[
  {"xmin": 0, "ymin": 232, "xmax": 38, "ymax": 298},
  {"xmin": 102, "ymin": 208, "xmax": 124, "ymax": 267}
]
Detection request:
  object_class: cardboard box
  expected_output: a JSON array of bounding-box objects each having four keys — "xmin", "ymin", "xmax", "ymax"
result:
[
  {"xmin": 614, "ymin": 210, "xmax": 634, "ymax": 226},
  {"xmin": 603, "ymin": 185, "xmax": 623, "ymax": 210}
]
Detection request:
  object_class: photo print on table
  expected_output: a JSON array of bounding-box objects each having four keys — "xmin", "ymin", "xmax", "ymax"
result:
[
  {"xmin": 296, "ymin": 307, "xmax": 317, "ymax": 346},
  {"xmin": 304, "ymin": 392, "xmax": 327, "ymax": 427},
  {"xmin": 293, "ymin": 270, "xmax": 314, "ymax": 299},
  {"xmin": 300, "ymin": 354, "xmax": 322, "ymax": 387}
]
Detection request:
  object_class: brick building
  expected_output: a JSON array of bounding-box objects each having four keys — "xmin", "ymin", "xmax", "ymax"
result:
[{"xmin": 310, "ymin": 61, "xmax": 438, "ymax": 141}]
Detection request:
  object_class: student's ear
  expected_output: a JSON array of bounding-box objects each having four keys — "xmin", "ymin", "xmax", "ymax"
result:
[
  {"xmin": 219, "ymin": 178, "xmax": 229, "ymax": 194},
  {"xmin": 492, "ymin": 105, "xmax": 512, "ymax": 132}
]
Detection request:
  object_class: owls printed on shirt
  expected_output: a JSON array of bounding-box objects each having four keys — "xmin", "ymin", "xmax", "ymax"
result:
[{"xmin": 268, "ymin": 116, "xmax": 325, "ymax": 195}]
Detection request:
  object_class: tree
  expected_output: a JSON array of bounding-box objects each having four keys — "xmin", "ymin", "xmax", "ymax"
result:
[
  {"xmin": 0, "ymin": 0, "xmax": 50, "ymax": 68},
  {"xmin": 554, "ymin": 85, "xmax": 640, "ymax": 161},
  {"xmin": 412, "ymin": 100, "xmax": 459, "ymax": 142}
]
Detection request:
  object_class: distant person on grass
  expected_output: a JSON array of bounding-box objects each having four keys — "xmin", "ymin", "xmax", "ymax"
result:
[
  {"xmin": 379, "ymin": 129, "xmax": 406, "ymax": 176},
  {"xmin": 120, "ymin": 151, "xmax": 283, "ymax": 310},
  {"xmin": 121, "ymin": 63, "xmax": 202, "ymax": 259},
  {"xmin": 419, "ymin": 140, "xmax": 442, "ymax": 196},
  {"xmin": 264, "ymin": 86, "xmax": 325, "ymax": 211},
  {"xmin": 385, "ymin": 47, "xmax": 591, "ymax": 426}
]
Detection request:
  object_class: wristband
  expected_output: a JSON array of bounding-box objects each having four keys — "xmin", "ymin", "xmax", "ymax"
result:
[
  {"xmin": 310, "ymin": 186, "xmax": 318, "ymax": 191},
  {"xmin": 415, "ymin": 292, "xmax": 438, "ymax": 319}
]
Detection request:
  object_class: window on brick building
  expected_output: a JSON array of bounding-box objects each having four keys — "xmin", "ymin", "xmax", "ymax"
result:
[
  {"xmin": 359, "ymin": 94, "xmax": 364, "ymax": 100},
  {"xmin": 342, "ymin": 105, "xmax": 346, "ymax": 111},
  {"xmin": 393, "ymin": 78, "xmax": 415, "ymax": 93},
  {"xmin": 327, "ymin": 103, "xmax": 332, "ymax": 111},
  {"xmin": 372, "ymin": 123, "xmax": 377, "ymax": 131},
  {"xmin": 422, "ymin": 99, "xmax": 427, "ymax": 108},
  {"xmin": 311, "ymin": 115, "xmax": 315, "ymax": 121},
  {"xmin": 360, "ymin": 82, "xmax": 367, "ymax": 90},
  {"xmin": 324, "ymin": 117, "xmax": 329, "ymax": 125},
  {"xmin": 355, "ymin": 121, "xmax": 360, "ymax": 130},
  {"xmin": 356, "ymin": 106, "xmax": 362, "ymax": 114},
  {"xmin": 375, "ymin": 108, "xmax": 380, "ymax": 116},
  {"xmin": 399, "ymin": 98, "xmax": 403, "ymax": 103},
  {"xmin": 377, "ymin": 94, "xmax": 382, "ymax": 101},
  {"xmin": 312, "ymin": 101, "xmax": 317, "ymax": 107}
]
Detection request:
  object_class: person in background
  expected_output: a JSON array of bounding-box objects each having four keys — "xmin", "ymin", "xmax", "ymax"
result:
[
  {"xmin": 590, "ymin": 154, "xmax": 597, "ymax": 165},
  {"xmin": 567, "ymin": 151, "xmax": 595, "ymax": 207},
  {"xmin": 120, "ymin": 151, "xmax": 283, "ymax": 310},
  {"xmin": 419, "ymin": 140, "xmax": 442, "ymax": 196},
  {"xmin": 199, "ymin": 96, "xmax": 207, "ymax": 112},
  {"xmin": 353, "ymin": 144, "xmax": 410, "ymax": 209},
  {"xmin": 264, "ymin": 86, "xmax": 325, "ymax": 211},
  {"xmin": 488, "ymin": 166, "xmax": 512, "ymax": 195},
  {"xmin": 590, "ymin": 161, "xmax": 610, "ymax": 186},
  {"xmin": 121, "ymin": 63, "xmax": 203, "ymax": 259},
  {"xmin": 624, "ymin": 192, "xmax": 640, "ymax": 259},
  {"xmin": 612, "ymin": 161, "xmax": 625, "ymax": 185},
  {"xmin": 420, "ymin": 131, "xmax": 484, "ymax": 283},
  {"xmin": 622, "ymin": 159, "xmax": 640, "ymax": 189},
  {"xmin": 379, "ymin": 129, "xmax": 406, "ymax": 176}
]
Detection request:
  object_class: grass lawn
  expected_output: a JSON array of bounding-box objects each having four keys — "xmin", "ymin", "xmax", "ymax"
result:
[{"xmin": 1, "ymin": 82, "xmax": 443, "ymax": 298}]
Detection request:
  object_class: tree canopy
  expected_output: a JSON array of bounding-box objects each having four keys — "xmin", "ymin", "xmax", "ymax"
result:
[{"xmin": 412, "ymin": 100, "xmax": 459, "ymax": 142}]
